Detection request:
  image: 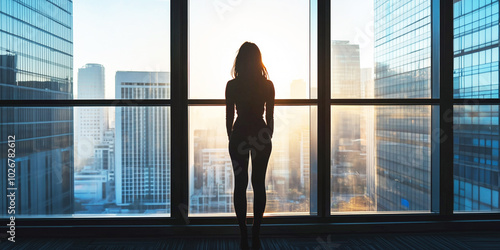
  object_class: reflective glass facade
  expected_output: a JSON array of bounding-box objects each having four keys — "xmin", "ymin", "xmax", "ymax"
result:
[
  {"xmin": 453, "ymin": 0, "xmax": 500, "ymax": 212},
  {"xmin": 0, "ymin": 0, "xmax": 74, "ymax": 215},
  {"xmin": 374, "ymin": 0, "xmax": 431, "ymax": 99},
  {"xmin": 373, "ymin": 0, "xmax": 432, "ymax": 211},
  {"xmin": 0, "ymin": 0, "xmax": 73, "ymax": 100},
  {"xmin": 453, "ymin": 0, "xmax": 499, "ymax": 99},
  {"xmin": 374, "ymin": 106, "xmax": 431, "ymax": 211},
  {"xmin": 454, "ymin": 105, "xmax": 499, "ymax": 211}
]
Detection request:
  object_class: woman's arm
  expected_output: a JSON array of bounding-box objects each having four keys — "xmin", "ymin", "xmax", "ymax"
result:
[
  {"xmin": 225, "ymin": 81, "xmax": 235, "ymax": 140},
  {"xmin": 265, "ymin": 80, "xmax": 275, "ymax": 138}
]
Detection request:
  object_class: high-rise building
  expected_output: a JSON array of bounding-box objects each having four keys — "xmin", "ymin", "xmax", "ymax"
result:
[
  {"xmin": 374, "ymin": 0, "xmax": 432, "ymax": 211},
  {"xmin": 114, "ymin": 71, "xmax": 170, "ymax": 212},
  {"xmin": 0, "ymin": 55, "xmax": 16, "ymax": 94},
  {"xmin": 330, "ymin": 41, "xmax": 365, "ymax": 211},
  {"xmin": 190, "ymin": 130, "xmax": 233, "ymax": 214},
  {"xmin": 453, "ymin": 0, "xmax": 500, "ymax": 211},
  {"xmin": 0, "ymin": 0, "xmax": 74, "ymax": 215},
  {"xmin": 331, "ymin": 40, "xmax": 361, "ymax": 98},
  {"xmin": 75, "ymin": 64, "xmax": 107, "ymax": 170},
  {"xmin": 94, "ymin": 129, "xmax": 115, "ymax": 173},
  {"xmin": 330, "ymin": 40, "xmax": 362, "ymax": 156},
  {"xmin": 77, "ymin": 63, "xmax": 105, "ymax": 99}
]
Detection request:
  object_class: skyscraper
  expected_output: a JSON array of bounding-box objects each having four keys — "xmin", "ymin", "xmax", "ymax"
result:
[
  {"xmin": 453, "ymin": 0, "xmax": 500, "ymax": 211},
  {"xmin": 331, "ymin": 41, "xmax": 361, "ymax": 98},
  {"xmin": 75, "ymin": 64, "xmax": 107, "ymax": 170},
  {"xmin": 374, "ymin": 0, "xmax": 432, "ymax": 211},
  {"xmin": 0, "ymin": 0, "xmax": 74, "ymax": 215},
  {"xmin": 115, "ymin": 71, "xmax": 170, "ymax": 212},
  {"xmin": 77, "ymin": 64, "xmax": 105, "ymax": 99},
  {"xmin": 330, "ymin": 41, "xmax": 365, "ymax": 211}
]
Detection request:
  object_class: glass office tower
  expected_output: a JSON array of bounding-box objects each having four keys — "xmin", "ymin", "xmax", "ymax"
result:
[
  {"xmin": 75, "ymin": 64, "xmax": 107, "ymax": 170},
  {"xmin": 0, "ymin": 0, "xmax": 74, "ymax": 215},
  {"xmin": 115, "ymin": 71, "xmax": 171, "ymax": 213},
  {"xmin": 374, "ymin": 0, "xmax": 432, "ymax": 211},
  {"xmin": 453, "ymin": 0, "xmax": 500, "ymax": 211}
]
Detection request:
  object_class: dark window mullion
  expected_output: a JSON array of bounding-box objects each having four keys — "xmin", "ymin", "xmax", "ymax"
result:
[
  {"xmin": 318, "ymin": 0, "xmax": 331, "ymax": 218},
  {"xmin": 435, "ymin": 0, "xmax": 454, "ymax": 217},
  {"xmin": 171, "ymin": 0, "xmax": 189, "ymax": 224}
]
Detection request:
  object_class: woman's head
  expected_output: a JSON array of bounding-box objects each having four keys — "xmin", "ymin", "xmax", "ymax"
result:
[{"xmin": 232, "ymin": 42, "xmax": 268, "ymax": 79}]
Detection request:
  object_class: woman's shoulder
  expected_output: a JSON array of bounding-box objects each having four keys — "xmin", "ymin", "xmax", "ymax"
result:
[
  {"xmin": 264, "ymin": 79, "xmax": 274, "ymax": 91},
  {"xmin": 226, "ymin": 79, "xmax": 237, "ymax": 90}
]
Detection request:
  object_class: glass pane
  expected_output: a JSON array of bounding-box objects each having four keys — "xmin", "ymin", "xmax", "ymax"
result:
[
  {"xmin": 454, "ymin": 105, "xmax": 500, "ymax": 212},
  {"xmin": 189, "ymin": 106, "xmax": 317, "ymax": 216},
  {"xmin": 0, "ymin": 1, "xmax": 73, "ymax": 100},
  {"xmin": 0, "ymin": 0, "xmax": 170, "ymax": 100},
  {"xmin": 189, "ymin": 0, "xmax": 315, "ymax": 99},
  {"xmin": 0, "ymin": 106, "xmax": 171, "ymax": 217},
  {"xmin": 331, "ymin": 106, "xmax": 432, "ymax": 213},
  {"xmin": 73, "ymin": 0, "xmax": 170, "ymax": 99},
  {"xmin": 331, "ymin": 0, "xmax": 431, "ymax": 98},
  {"xmin": 453, "ymin": 0, "xmax": 499, "ymax": 99}
]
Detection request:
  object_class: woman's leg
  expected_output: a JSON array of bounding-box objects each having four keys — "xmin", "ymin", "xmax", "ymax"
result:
[
  {"xmin": 229, "ymin": 136, "xmax": 250, "ymax": 248},
  {"xmin": 250, "ymin": 139, "xmax": 272, "ymax": 248}
]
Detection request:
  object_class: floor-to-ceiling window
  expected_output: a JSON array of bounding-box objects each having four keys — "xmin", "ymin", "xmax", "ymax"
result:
[
  {"xmin": 188, "ymin": 0, "xmax": 318, "ymax": 216},
  {"xmin": 1, "ymin": 0, "xmax": 498, "ymax": 227},
  {"xmin": 330, "ymin": 0, "xmax": 434, "ymax": 214}
]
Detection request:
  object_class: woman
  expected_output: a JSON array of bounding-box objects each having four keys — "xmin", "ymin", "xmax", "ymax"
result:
[{"xmin": 226, "ymin": 42, "xmax": 274, "ymax": 250}]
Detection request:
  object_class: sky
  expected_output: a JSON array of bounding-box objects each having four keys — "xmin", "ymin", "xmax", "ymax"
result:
[
  {"xmin": 73, "ymin": 0, "xmax": 374, "ymax": 99},
  {"xmin": 73, "ymin": 0, "xmax": 170, "ymax": 99}
]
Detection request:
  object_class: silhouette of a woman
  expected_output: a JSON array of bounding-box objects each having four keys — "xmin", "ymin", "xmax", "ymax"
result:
[{"xmin": 226, "ymin": 42, "xmax": 274, "ymax": 250}]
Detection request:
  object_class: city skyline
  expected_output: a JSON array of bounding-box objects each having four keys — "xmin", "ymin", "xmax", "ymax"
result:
[
  {"xmin": 73, "ymin": 0, "xmax": 376, "ymax": 99},
  {"xmin": 2, "ymin": 0, "xmax": 499, "ymax": 219}
]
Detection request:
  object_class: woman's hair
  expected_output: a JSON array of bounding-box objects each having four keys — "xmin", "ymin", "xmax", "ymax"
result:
[{"xmin": 231, "ymin": 42, "xmax": 268, "ymax": 79}]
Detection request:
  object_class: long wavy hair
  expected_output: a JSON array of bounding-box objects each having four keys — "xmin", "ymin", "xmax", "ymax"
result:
[{"xmin": 231, "ymin": 42, "xmax": 268, "ymax": 79}]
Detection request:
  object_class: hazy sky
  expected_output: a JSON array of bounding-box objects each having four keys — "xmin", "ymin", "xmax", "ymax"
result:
[
  {"xmin": 331, "ymin": 0, "xmax": 374, "ymax": 68},
  {"xmin": 73, "ymin": 0, "xmax": 374, "ymax": 99},
  {"xmin": 73, "ymin": 0, "xmax": 170, "ymax": 99}
]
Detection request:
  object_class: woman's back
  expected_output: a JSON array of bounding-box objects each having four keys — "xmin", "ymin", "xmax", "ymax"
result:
[{"xmin": 227, "ymin": 77, "xmax": 273, "ymax": 119}]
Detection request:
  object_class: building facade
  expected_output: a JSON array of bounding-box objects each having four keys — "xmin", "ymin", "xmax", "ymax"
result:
[
  {"xmin": 0, "ymin": 0, "xmax": 74, "ymax": 215},
  {"xmin": 115, "ymin": 71, "xmax": 170, "ymax": 212},
  {"xmin": 75, "ymin": 64, "xmax": 107, "ymax": 170},
  {"xmin": 453, "ymin": 0, "xmax": 500, "ymax": 211},
  {"xmin": 77, "ymin": 63, "xmax": 105, "ymax": 99},
  {"xmin": 330, "ymin": 40, "xmax": 367, "ymax": 211},
  {"xmin": 331, "ymin": 40, "xmax": 361, "ymax": 98},
  {"xmin": 374, "ymin": 0, "xmax": 432, "ymax": 211}
]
